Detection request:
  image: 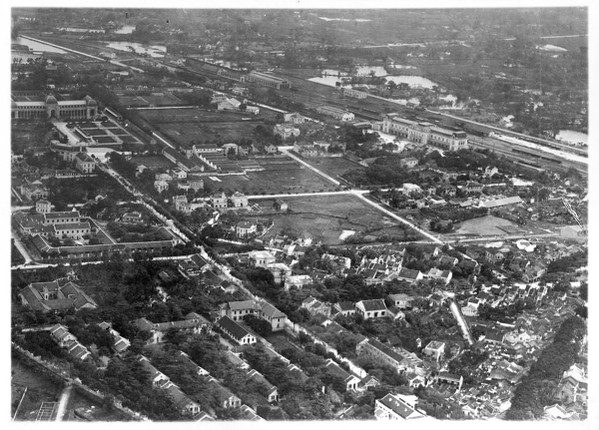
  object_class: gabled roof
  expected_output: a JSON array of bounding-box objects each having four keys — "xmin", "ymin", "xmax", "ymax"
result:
[
  {"xmin": 228, "ymin": 300, "xmax": 259, "ymax": 311},
  {"xmin": 365, "ymin": 339, "xmax": 405, "ymax": 363},
  {"xmin": 357, "ymin": 299, "xmax": 387, "ymax": 312},
  {"xmin": 335, "ymin": 301, "xmax": 355, "ymax": 312},
  {"xmin": 378, "ymin": 393, "xmax": 424, "ymax": 419},
  {"xmin": 217, "ymin": 316, "xmax": 252, "ymax": 341},
  {"xmin": 398, "ymin": 267, "xmax": 421, "ymax": 280},
  {"xmin": 259, "ymin": 301, "xmax": 286, "ymax": 319}
]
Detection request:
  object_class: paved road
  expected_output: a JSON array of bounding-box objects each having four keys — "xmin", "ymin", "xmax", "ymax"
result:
[
  {"xmin": 54, "ymin": 386, "xmax": 72, "ymax": 422},
  {"xmin": 127, "ymin": 105, "xmax": 196, "ymax": 110},
  {"xmin": 246, "ymin": 190, "xmax": 368, "ymax": 200},
  {"xmin": 276, "ymin": 147, "xmax": 444, "ymax": 245},
  {"xmin": 19, "ymin": 35, "xmax": 145, "ymax": 72},
  {"xmin": 11, "ymin": 253, "xmax": 197, "ymax": 271},
  {"xmin": 12, "ymin": 230, "xmax": 33, "ymax": 264},
  {"xmin": 279, "ymin": 147, "xmax": 341, "ymax": 186},
  {"xmin": 351, "ymin": 191, "xmax": 445, "ymax": 245}
]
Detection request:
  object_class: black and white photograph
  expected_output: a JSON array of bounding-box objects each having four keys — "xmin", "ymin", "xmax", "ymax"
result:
[{"xmin": 9, "ymin": 3, "xmax": 591, "ymax": 423}]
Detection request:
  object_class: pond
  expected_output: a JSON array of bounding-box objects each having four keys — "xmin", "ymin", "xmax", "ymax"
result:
[
  {"xmin": 13, "ymin": 37, "xmax": 66, "ymax": 54},
  {"xmin": 104, "ymin": 41, "xmax": 166, "ymax": 58},
  {"xmin": 556, "ymin": 130, "xmax": 587, "ymax": 146},
  {"xmin": 319, "ymin": 17, "xmax": 372, "ymax": 22},
  {"xmin": 537, "ymin": 44, "xmax": 568, "ymax": 52},
  {"xmin": 355, "ymin": 65, "xmax": 387, "ymax": 77},
  {"xmin": 114, "ymin": 25, "xmax": 135, "ymax": 34},
  {"xmin": 385, "ymin": 75, "xmax": 438, "ymax": 89},
  {"xmin": 308, "ymin": 76, "xmax": 350, "ymax": 87},
  {"xmin": 321, "ymin": 69, "xmax": 350, "ymax": 77}
]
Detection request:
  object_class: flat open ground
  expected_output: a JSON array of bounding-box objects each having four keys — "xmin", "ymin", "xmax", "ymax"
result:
[
  {"xmin": 138, "ymin": 107, "xmax": 280, "ymax": 146},
  {"xmin": 11, "ymin": 121, "xmax": 52, "ymax": 153},
  {"xmin": 453, "ymin": 215, "xmax": 517, "ymax": 236},
  {"xmin": 118, "ymin": 93, "xmax": 184, "ymax": 108},
  {"xmin": 299, "ymin": 156, "xmax": 365, "ymax": 181},
  {"xmin": 11, "ymin": 358, "xmax": 62, "ymax": 421},
  {"xmin": 249, "ymin": 194, "xmax": 420, "ymax": 245},
  {"xmin": 130, "ymin": 154, "xmax": 175, "ymax": 170},
  {"xmin": 205, "ymin": 158, "xmax": 338, "ymax": 195}
]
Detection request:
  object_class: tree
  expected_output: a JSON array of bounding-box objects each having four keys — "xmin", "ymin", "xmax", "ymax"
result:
[{"xmin": 243, "ymin": 314, "xmax": 272, "ymax": 337}]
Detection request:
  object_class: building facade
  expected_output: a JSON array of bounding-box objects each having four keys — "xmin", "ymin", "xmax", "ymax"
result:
[
  {"xmin": 12, "ymin": 94, "xmax": 98, "ymax": 120},
  {"xmin": 381, "ymin": 114, "xmax": 468, "ymax": 151}
]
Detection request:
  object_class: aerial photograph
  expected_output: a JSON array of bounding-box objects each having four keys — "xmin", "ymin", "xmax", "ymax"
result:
[{"xmin": 10, "ymin": 6, "xmax": 588, "ymax": 422}]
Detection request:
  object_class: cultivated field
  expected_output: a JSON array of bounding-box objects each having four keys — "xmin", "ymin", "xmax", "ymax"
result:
[
  {"xmin": 138, "ymin": 107, "xmax": 280, "ymax": 146},
  {"xmin": 249, "ymin": 194, "xmax": 421, "ymax": 245}
]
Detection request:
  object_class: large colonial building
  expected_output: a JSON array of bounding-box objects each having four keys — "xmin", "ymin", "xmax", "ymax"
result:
[
  {"xmin": 380, "ymin": 113, "xmax": 468, "ymax": 151},
  {"xmin": 11, "ymin": 94, "xmax": 98, "ymax": 120}
]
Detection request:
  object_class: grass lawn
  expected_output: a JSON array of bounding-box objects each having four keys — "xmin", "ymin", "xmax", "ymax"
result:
[{"xmin": 248, "ymin": 194, "xmax": 420, "ymax": 245}]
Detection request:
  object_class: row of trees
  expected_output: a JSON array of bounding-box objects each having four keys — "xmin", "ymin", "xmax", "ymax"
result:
[{"xmin": 505, "ymin": 315, "xmax": 586, "ymax": 419}]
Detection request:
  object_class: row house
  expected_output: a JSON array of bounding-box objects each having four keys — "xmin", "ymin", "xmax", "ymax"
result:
[
  {"xmin": 138, "ymin": 356, "xmax": 200, "ymax": 416},
  {"xmin": 49, "ymin": 324, "xmax": 91, "ymax": 360},
  {"xmin": 97, "ymin": 321, "xmax": 130, "ymax": 354},
  {"xmin": 216, "ymin": 316, "xmax": 257, "ymax": 346},
  {"xmin": 324, "ymin": 359, "xmax": 361, "ymax": 391},
  {"xmin": 207, "ymin": 376, "xmax": 242, "ymax": 409},
  {"xmin": 247, "ymin": 369, "xmax": 279, "ymax": 402},
  {"xmin": 356, "ymin": 339, "xmax": 423, "ymax": 375},
  {"xmin": 177, "ymin": 350, "xmax": 210, "ymax": 376}
]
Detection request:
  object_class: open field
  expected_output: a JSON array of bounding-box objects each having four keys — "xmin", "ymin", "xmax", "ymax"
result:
[
  {"xmin": 299, "ymin": 156, "xmax": 366, "ymax": 182},
  {"xmin": 138, "ymin": 107, "xmax": 280, "ymax": 146},
  {"xmin": 118, "ymin": 93, "xmax": 184, "ymax": 108},
  {"xmin": 130, "ymin": 154, "xmax": 174, "ymax": 170},
  {"xmin": 249, "ymin": 194, "xmax": 422, "ymax": 245},
  {"xmin": 204, "ymin": 158, "xmax": 338, "ymax": 195},
  {"xmin": 11, "ymin": 358, "xmax": 63, "ymax": 421},
  {"xmin": 11, "ymin": 120, "xmax": 52, "ymax": 154},
  {"xmin": 454, "ymin": 215, "xmax": 517, "ymax": 236}
]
